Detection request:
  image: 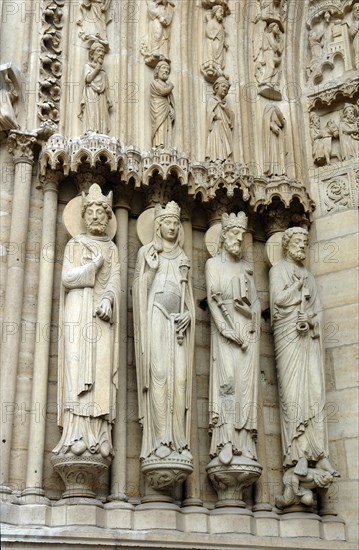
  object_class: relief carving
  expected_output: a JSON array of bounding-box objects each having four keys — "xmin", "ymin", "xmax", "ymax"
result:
[
  {"xmin": 205, "ymin": 76, "xmax": 234, "ymax": 162},
  {"xmin": 77, "ymin": 0, "xmax": 112, "ymax": 48},
  {"xmin": 255, "ymin": 22, "xmax": 284, "ymax": 100},
  {"xmin": 323, "ymin": 177, "xmax": 351, "ymax": 212},
  {"xmin": 309, "ymin": 112, "xmax": 340, "ymax": 166},
  {"xmin": 150, "ymin": 61, "xmax": 175, "ymax": 147},
  {"xmin": 141, "ymin": 0, "xmax": 175, "ymax": 67},
  {"xmin": 348, "ymin": 2, "xmax": 359, "ymax": 70},
  {"xmin": 0, "ymin": 63, "xmax": 21, "ymax": 133},
  {"xmin": 201, "ymin": 2, "xmax": 230, "ymax": 83},
  {"xmin": 339, "ymin": 102, "xmax": 359, "ymax": 160},
  {"xmin": 38, "ymin": 0, "xmax": 64, "ymax": 125},
  {"xmin": 263, "ymin": 104, "xmax": 286, "ymax": 177},
  {"xmin": 78, "ymin": 42, "xmax": 113, "ymax": 134}
]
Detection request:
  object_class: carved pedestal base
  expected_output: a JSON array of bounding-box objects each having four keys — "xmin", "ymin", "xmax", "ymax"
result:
[
  {"xmin": 258, "ymin": 84, "xmax": 282, "ymax": 101},
  {"xmin": 207, "ymin": 456, "xmax": 262, "ymax": 508},
  {"xmin": 200, "ymin": 60, "xmax": 223, "ymax": 83},
  {"xmin": 51, "ymin": 452, "xmax": 111, "ymax": 499},
  {"xmin": 141, "ymin": 452, "xmax": 193, "ymax": 503}
]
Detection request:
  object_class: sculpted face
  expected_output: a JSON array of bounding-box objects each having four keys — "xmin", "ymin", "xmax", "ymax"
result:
[
  {"xmin": 92, "ymin": 47, "xmax": 105, "ymax": 65},
  {"xmin": 157, "ymin": 63, "xmax": 170, "ymax": 81},
  {"xmin": 353, "ymin": 4, "xmax": 359, "ymax": 20},
  {"xmin": 286, "ymin": 233, "xmax": 308, "ymax": 262},
  {"xmin": 344, "ymin": 106, "xmax": 355, "ymax": 121},
  {"xmin": 215, "ymin": 81, "xmax": 230, "ymax": 99},
  {"xmin": 160, "ymin": 216, "xmax": 180, "ymax": 242},
  {"xmin": 215, "ymin": 7, "xmax": 224, "ymax": 21},
  {"xmin": 84, "ymin": 204, "xmax": 109, "ymax": 235},
  {"xmin": 223, "ymin": 226, "xmax": 244, "ymax": 258}
]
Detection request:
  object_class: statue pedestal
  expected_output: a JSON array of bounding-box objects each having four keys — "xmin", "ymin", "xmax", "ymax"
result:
[
  {"xmin": 141, "ymin": 452, "xmax": 193, "ymax": 503},
  {"xmin": 51, "ymin": 452, "xmax": 111, "ymax": 499},
  {"xmin": 207, "ymin": 456, "xmax": 262, "ymax": 508},
  {"xmin": 258, "ymin": 83, "xmax": 282, "ymax": 101}
]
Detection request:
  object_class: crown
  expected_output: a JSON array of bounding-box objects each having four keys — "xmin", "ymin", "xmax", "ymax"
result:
[
  {"xmin": 221, "ymin": 212, "xmax": 248, "ymax": 230},
  {"xmin": 82, "ymin": 183, "xmax": 113, "ymax": 209},
  {"xmin": 154, "ymin": 201, "xmax": 181, "ymax": 219}
]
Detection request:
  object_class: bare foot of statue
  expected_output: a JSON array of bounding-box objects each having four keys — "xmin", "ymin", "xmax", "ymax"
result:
[
  {"xmin": 218, "ymin": 442, "xmax": 233, "ymax": 466},
  {"xmin": 294, "ymin": 456, "xmax": 308, "ymax": 476},
  {"xmin": 316, "ymin": 457, "xmax": 340, "ymax": 477}
]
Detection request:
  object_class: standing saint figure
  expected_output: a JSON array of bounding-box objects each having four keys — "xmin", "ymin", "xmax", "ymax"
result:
[
  {"xmin": 78, "ymin": 42, "xmax": 112, "ymax": 134},
  {"xmin": 263, "ymin": 104, "xmax": 286, "ymax": 177},
  {"xmin": 206, "ymin": 212, "xmax": 261, "ymax": 466},
  {"xmin": 205, "ymin": 5, "xmax": 228, "ymax": 69},
  {"xmin": 53, "ymin": 183, "xmax": 120, "ymax": 461},
  {"xmin": 145, "ymin": 0, "xmax": 175, "ymax": 59},
  {"xmin": 133, "ymin": 201, "xmax": 195, "ymax": 461},
  {"xmin": 348, "ymin": 3, "xmax": 359, "ymax": 70},
  {"xmin": 205, "ymin": 75, "xmax": 234, "ymax": 162},
  {"xmin": 269, "ymin": 228, "xmax": 339, "ymax": 506},
  {"xmin": 77, "ymin": 0, "xmax": 112, "ymax": 46},
  {"xmin": 255, "ymin": 22, "xmax": 284, "ymax": 97},
  {"xmin": 339, "ymin": 103, "xmax": 359, "ymax": 160},
  {"xmin": 150, "ymin": 60, "xmax": 175, "ymax": 147}
]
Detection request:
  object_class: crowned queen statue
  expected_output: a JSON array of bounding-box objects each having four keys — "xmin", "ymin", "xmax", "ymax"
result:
[{"xmin": 133, "ymin": 201, "xmax": 195, "ymax": 502}]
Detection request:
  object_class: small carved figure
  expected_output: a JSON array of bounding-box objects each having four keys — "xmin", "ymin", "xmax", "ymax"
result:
[
  {"xmin": 255, "ymin": 22, "xmax": 284, "ymax": 98},
  {"xmin": 308, "ymin": 29, "xmax": 324, "ymax": 63},
  {"xmin": 309, "ymin": 113, "xmax": 339, "ymax": 166},
  {"xmin": 146, "ymin": 0, "xmax": 175, "ymax": 59},
  {"xmin": 78, "ymin": 42, "xmax": 112, "ymax": 134},
  {"xmin": 205, "ymin": 75, "xmax": 234, "ymax": 162},
  {"xmin": 53, "ymin": 183, "xmax": 120, "ymax": 461},
  {"xmin": 206, "ymin": 212, "xmax": 260, "ymax": 466},
  {"xmin": 150, "ymin": 60, "xmax": 175, "ymax": 147},
  {"xmin": 0, "ymin": 65, "xmax": 20, "ymax": 132},
  {"xmin": 339, "ymin": 103, "xmax": 359, "ymax": 160},
  {"xmin": 348, "ymin": 2, "xmax": 359, "ymax": 70},
  {"xmin": 263, "ymin": 104, "xmax": 286, "ymax": 177},
  {"xmin": 269, "ymin": 228, "xmax": 339, "ymax": 508},
  {"xmin": 276, "ymin": 467, "xmax": 334, "ymax": 509},
  {"xmin": 77, "ymin": 0, "xmax": 112, "ymax": 46},
  {"xmin": 133, "ymin": 201, "xmax": 195, "ymax": 461},
  {"xmin": 205, "ymin": 5, "xmax": 228, "ymax": 69}
]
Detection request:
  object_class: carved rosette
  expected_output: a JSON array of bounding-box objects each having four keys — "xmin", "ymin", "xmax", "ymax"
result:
[
  {"xmin": 38, "ymin": 0, "xmax": 64, "ymax": 126},
  {"xmin": 207, "ymin": 456, "xmax": 263, "ymax": 508},
  {"xmin": 51, "ymin": 452, "xmax": 111, "ymax": 499}
]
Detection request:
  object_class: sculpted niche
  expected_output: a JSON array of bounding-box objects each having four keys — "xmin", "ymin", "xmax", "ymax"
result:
[
  {"xmin": 269, "ymin": 228, "xmax": 339, "ymax": 510},
  {"xmin": 133, "ymin": 201, "xmax": 194, "ymax": 497},
  {"xmin": 205, "ymin": 213, "xmax": 262, "ymax": 507},
  {"xmin": 52, "ymin": 183, "xmax": 120, "ymax": 498}
]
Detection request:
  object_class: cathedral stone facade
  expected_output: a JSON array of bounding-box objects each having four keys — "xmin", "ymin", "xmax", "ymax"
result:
[{"xmin": 0, "ymin": 1, "xmax": 358, "ymax": 548}]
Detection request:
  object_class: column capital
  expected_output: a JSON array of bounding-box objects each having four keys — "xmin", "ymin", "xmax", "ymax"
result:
[
  {"xmin": 7, "ymin": 130, "xmax": 37, "ymax": 164},
  {"xmin": 113, "ymin": 183, "xmax": 134, "ymax": 211},
  {"xmin": 38, "ymin": 170, "xmax": 63, "ymax": 193}
]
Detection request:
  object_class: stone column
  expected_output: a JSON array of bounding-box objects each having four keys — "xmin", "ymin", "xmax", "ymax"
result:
[
  {"xmin": 0, "ymin": 131, "xmax": 37, "ymax": 498},
  {"xmin": 21, "ymin": 170, "xmax": 61, "ymax": 502},
  {"xmin": 107, "ymin": 183, "xmax": 133, "ymax": 504},
  {"xmin": 182, "ymin": 205, "xmax": 203, "ymax": 508}
]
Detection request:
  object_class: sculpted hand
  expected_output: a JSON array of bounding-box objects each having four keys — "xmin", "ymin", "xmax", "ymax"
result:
[
  {"xmin": 175, "ymin": 311, "xmax": 191, "ymax": 333},
  {"xmin": 96, "ymin": 297, "xmax": 112, "ymax": 322},
  {"xmin": 93, "ymin": 253, "xmax": 104, "ymax": 271},
  {"xmin": 222, "ymin": 328, "xmax": 243, "ymax": 346},
  {"xmin": 297, "ymin": 311, "xmax": 314, "ymax": 328}
]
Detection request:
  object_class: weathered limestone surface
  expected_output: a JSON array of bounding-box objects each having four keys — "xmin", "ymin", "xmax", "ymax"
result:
[{"xmin": 0, "ymin": 0, "xmax": 358, "ymax": 547}]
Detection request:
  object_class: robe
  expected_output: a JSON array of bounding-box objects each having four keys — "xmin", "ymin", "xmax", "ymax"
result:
[
  {"xmin": 133, "ymin": 241, "xmax": 195, "ymax": 459},
  {"xmin": 53, "ymin": 233, "xmax": 120, "ymax": 456},
  {"xmin": 205, "ymin": 95, "xmax": 234, "ymax": 161},
  {"xmin": 269, "ymin": 259, "xmax": 329, "ymax": 468},
  {"xmin": 150, "ymin": 78, "xmax": 175, "ymax": 147},
  {"xmin": 206, "ymin": 254, "xmax": 261, "ymax": 459},
  {"xmin": 79, "ymin": 62, "xmax": 111, "ymax": 134}
]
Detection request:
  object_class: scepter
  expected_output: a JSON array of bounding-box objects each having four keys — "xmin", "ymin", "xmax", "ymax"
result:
[
  {"xmin": 211, "ymin": 289, "xmax": 247, "ymax": 351},
  {"xmin": 177, "ymin": 258, "xmax": 190, "ymax": 345}
]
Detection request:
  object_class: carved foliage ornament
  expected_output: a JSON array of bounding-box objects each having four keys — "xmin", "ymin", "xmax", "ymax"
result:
[{"xmin": 38, "ymin": 1, "xmax": 64, "ymax": 125}]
